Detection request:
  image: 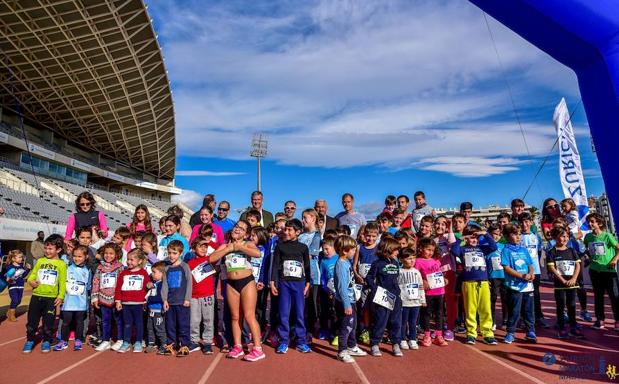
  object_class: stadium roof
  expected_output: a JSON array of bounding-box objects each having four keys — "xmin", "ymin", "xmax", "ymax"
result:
[{"xmin": 0, "ymin": 0, "xmax": 175, "ymax": 180}]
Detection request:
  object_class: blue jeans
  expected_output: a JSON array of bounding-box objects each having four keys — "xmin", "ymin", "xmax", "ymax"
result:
[
  {"xmin": 277, "ymin": 280, "xmax": 306, "ymax": 344},
  {"xmin": 122, "ymin": 304, "xmax": 144, "ymax": 343},
  {"xmin": 165, "ymin": 304, "xmax": 191, "ymax": 346},
  {"xmin": 101, "ymin": 305, "xmax": 123, "ymax": 341},
  {"xmin": 401, "ymin": 306, "xmax": 420, "ymax": 341},
  {"xmin": 507, "ymin": 289, "xmax": 534, "ymax": 334}
]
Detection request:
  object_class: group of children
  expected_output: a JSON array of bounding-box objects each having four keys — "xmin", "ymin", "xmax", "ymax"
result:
[{"xmin": 3, "ymin": 193, "xmax": 618, "ymax": 365}]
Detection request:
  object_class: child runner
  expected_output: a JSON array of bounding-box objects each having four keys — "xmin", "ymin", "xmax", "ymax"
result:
[
  {"xmin": 366, "ymin": 237, "xmax": 403, "ymax": 357},
  {"xmin": 451, "ymin": 226, "xmax": 498, "ymax": 345},
  {"xmin": 546, "ymin": 226, "xmax": 584, "ymax": 338},
  {"xmin": 501, "ymin": 224, "xmax": 537, "ymax": 344},
  {"xmin": 161, "ymin": 240, "xmax": 193, "ymax": 356},
  {"xmin": 91, "ymin": 243, "xmax": 124, "ymax": 351},
  {"xmin": 584, "ymin": 213, "xmax": 619, "ymax": 330},
  {"xmin": 486, "ymin": 223, "xmax": 507, "ymax": 330},
  {"xmin": 188, "ymin": 238, "xmax": 217, "ymax": 355},
  {"xmin": 433, "ymin": 215, "xmax": 456, "ymax": 340},
  {"xmin": 270, "ymin": 219, "xmax": 311, "ymax": 354},
  {"xmin": 159, "ymin": 215, "xmax": 190, "ymax": 261},
  {"xmin": 412, "ymin": 191, "xmax": 435, "ymax": 232},
  {"xmin": 398, "ymin": 247, "xmax": 425, "ymax": 351},
  {"xmin": 560, "ymin": 198, "xmax": 580, "ymax": 236},
  {"xmin": 146, "ymin": 261, "xmax": 167, "ymax": 353},
  {"xmin": 250, "ymin": 226, "xmax": 271, "ymax": 335},
  {"xmin": 519, "ymin": 212, "xmax": 546, "ymax": 328},
  {"xmin": 1, "ymin": 250, "xmax": 30, "ymax": 322},
  {"xmin": 23, "ymin": 234, "xmax": 67, "ymax": 353},
  {"xmin": 298, "ymin": 208, "xmax": 322, "ymax": 340},
  {"xmin": 416, "ymin": 237, "xmax": 448, "ymax": 347},
  {"xmin": 111, "ymin": 226, "xmax": 131, "ymax": 265},
  {"xmin": 353, "ymin": 223, "xmax": 379, "ymax": 344},
  {"xmin": 319, "ymin": 235, "xmax": 338, "ymax": 341},
  {"xmin": 54, "ymin": 245, "xmax": 91, "ymax": 351},
  {"xmin": 127, "ymin": 204, "xmax": 153, "ymax": 251},
  {"xmin": 334, "ymin": 235, "xmax": 367, "ymax": 363},
  {"xmin": 115, "ymin": 249, "xmax": 151, "ymax": 353}
]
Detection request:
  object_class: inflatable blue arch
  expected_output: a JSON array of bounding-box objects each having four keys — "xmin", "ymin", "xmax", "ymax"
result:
[{"xmin": 470, "ymin": 0, "xmax": 619, "ymax": 223}]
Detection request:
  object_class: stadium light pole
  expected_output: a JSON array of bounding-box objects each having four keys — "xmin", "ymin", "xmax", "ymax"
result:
[{"xmin": 250, "ymin": 134, "xmax": 268, "ymax": 191}]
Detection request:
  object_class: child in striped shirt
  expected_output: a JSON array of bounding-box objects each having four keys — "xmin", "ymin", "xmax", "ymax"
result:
[{"xmin": 398, "ymin": 247, "xmax": 425, "ymax": 351}]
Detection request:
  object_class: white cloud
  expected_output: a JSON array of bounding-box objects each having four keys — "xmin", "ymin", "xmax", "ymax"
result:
[
  {"xmin": 171, "ymin": 189, "xmax": 203, "ymax": 210},
  {"xmin": 176, "ymin": 170, "xmax": 246, "ymax": 177},
  {"xmin": 413, "ymin": 156, "xmax": 529, "ymax": 177},
  {"xmin": 150, "ymin": 0, "xmax": 581, "ymax": 177}
]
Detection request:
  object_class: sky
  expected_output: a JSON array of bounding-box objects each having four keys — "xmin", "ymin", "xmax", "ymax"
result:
[{"xmin": 147, "ymin": 0, "xmax": 606, "ymax": 219}]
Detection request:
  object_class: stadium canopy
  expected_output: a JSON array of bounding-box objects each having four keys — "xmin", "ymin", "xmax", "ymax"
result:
[{"xmin": 0, "ymin": 0, "xmax": 175, "ymax": 180}]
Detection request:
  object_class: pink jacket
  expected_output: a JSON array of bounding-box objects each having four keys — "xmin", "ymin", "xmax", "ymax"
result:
[{"xmin": 189, "ymin": 222, "xmax": 225, "ymax": 247}]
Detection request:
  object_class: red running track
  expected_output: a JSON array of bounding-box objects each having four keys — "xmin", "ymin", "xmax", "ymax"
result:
[{"xmin": 0, "ymin": 284, "xmax": 618, "ymax": 384}]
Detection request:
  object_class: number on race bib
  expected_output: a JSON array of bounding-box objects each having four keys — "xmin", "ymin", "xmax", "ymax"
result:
[
  {"xmin": 556, "ymin": 260, "xmax": 576, "ymax": 276},
  {"xmin": 491, "ymin": 257, "xmax": 504, "ymax": 271},
  {"xmin": 426, "ymin": 272, "xmax": 445, "ymax": 290},
  {"xmin": 225, "ymin": 253, "xmax": 247, "ymax": 271},
  {"xmin": 372, "ymin": 286, "xmax": 396, "ymax": 310},
  {"xmin": 101, "ymin": 273, "xmax": 117, "ymax": 289},
  {"xmin": 464, "ymin": 251, "xmax": 486, "ymax": 268},
  {"xmin": 403, "ymin": 283, "xmax": 420, "ymax": 301},
  {"xmin": 66, "ymin": 281, "xmax": 86, "ymax": 296},
  {"xmin": 121, "ymin": 275, "xmax": 144, "ymax": 291},
  {"xmin": 283, "ymin": 260, "xmax": 303, "ymax": 278},
  {"xmin": 37, "ymin": 269, "xmax": 58, "ymax": 286}
]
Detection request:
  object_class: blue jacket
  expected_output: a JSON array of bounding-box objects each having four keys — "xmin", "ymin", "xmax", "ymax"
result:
[
  {"xmin": 320, "ymin": 254, "xmax": 338, "ymax": 294},
  {"xmin": 159, "ymin": 232, "xmax": 190, "ymax": 261},
  {"xmin": 334, "ymin": 258, "xmax": 355, "ymax": 310},
  {"xmin": 365, "ymin": 257, "xmax": 400, "ymax": 296}
]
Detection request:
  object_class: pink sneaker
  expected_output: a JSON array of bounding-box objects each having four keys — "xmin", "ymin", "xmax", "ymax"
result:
[
  {"xmin": 226, "ymin": 345, "xmax": 245, "ymax": 359},
  {"xmin": 243, "ymin": 347, "xmax": 265, "ymax": 362}
]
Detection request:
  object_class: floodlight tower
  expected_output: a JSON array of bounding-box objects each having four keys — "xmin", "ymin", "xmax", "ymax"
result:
[{"xmin": 250, "ymin": 134, "xmax": 268, "ymax": 191}]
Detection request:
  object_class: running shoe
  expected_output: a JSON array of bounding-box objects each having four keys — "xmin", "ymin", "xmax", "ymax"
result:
[
  {"xmin": 88, "ymin": 335, "xmax": 102, "ymax": 347},
  {"xmin": 53, "ymin": 341, "xmax": 68, "ymax": 351},
  {"xmin": 202, "ymin": 344, "xmax": 213, "ymax": 355},
  {"xmin": 503, "ymin": 333, "xmax": 514, "ymax": 344},
  {"xmin": 117, "ymin": 342, "xmax": 131, "ymax": 353},
  {"xmin": 318, "ymin": 329, "xmax": 329, "ymax": 340},
  {"xmin": 483, "ymin": 337, "xmax": 498, "ymax": 345},
  {"xmin": 392, "ymin": 343, "xmax": 403, "ymax": 357},
  {"xmin": 111, "ymin": 340, "xmax": 124, "ymax": 351},
  {"xmin": 408, "ymin": 340, "xmax": 419, "ymax": 350},
  {"xmin": 145, "ymin": 344, "xmax": 156, "ymax": 353},
  {"xmin": 243, "ymin": 347, "xmax": 266, "ymax": 362},
  {"xmin": 569, "ymin": 329, "xmax": 585, "ymax": 339},
  {"xmin": 162, "ymin": 343, "xmax": 176, "ymax": 356},
  {"xmin": 358, "ymin": 330, "xmax": 370, "ymax": 344},
  {"xmin": 433, "ymin": 335, "xmax": 448, "ymax": 347},
  {"xmin": 580, "ymin": 311, "xmax": 593, "ymax": 322},
  {"xmin": 525, "ymin": 331, "xmax": 537, "ymax": 342},
  {"xmin": 592, "ymin": 320, "xmax": 606, "ymax": 330},
  {"xmin": 276, "ymin": 343, "xmax": 288, "ymax": 354},
  {"xmin": 95, "ymin": 341, "xmax": 111, "ymax": 352},
  {"xmin": 133, "ymin": 342, "xmax": 143, "ymax": 353},
  {"xmin": 73, "ymin": 340, "xmax": 83, "ymax": 351},
  {"xmin": 338, "ymin": 351, "xmax": 355, "ymax": 363},
  {"xmin": 399, "ymin": 340, "xmax": 409, "ymax": 350},
  {"xmin": 157, "ymin": 345, "xmax": 168, "ymax": 355},
  {"xmin": 491, "ymin": 323, "xmax": 497, "ymax": 331},
  {"xmin": 41, "ymin": 341, "xmax": 51, "ymax": 353},
  {"xmin": 421, "ymin": 335, "xmax": 432, "ymax": 347},
  {"xmin": 188, "ymin": 343, "xmax": 201, "ymax": 353},
  {"xmin": 227, "ymin": 344, "xmax": 245, "ymax": 359},
  {"xmin": 22, "ymin": 341, "xmax": 34, "ymax": 354},
  {"xmin": 176, "ymin": 346, "xmax": 190, "ymax": 357},
  {"xmin": 347, "ymin": 345, "xmax": 367, "ymax": 356},
  {"xmin": 370, "ymin": 345, "xmax": 382, "ymax": 357},
  {"xmin": 465, "ymin": 336, "xmax": 476, "ymax": 345},
  {"xmin": 331, "ymin": 336, "xmax": 339, "ymax": 347},
  {"xmin": 443, "ymin": 330, "xmax": 455, "ymax": 341},
  {"xmin": 454, "ymin": 325, "xmax": 466, "ymax": 334},
  {"xmin": 296, "ymin": 344, "xmax": 311, "ymax": 353}
]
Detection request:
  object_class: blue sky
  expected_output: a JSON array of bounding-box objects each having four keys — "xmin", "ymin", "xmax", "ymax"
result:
[{"xmin": 147, "ymin": 0, "xmax": 606, "ymax": 219}]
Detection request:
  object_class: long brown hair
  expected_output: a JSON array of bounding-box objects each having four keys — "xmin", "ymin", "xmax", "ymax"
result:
[{"xmin": 130, "ymin": 204, "xmax": 152, "ymax": 235}]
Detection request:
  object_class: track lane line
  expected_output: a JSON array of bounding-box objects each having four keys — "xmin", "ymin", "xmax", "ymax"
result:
[
  {"xmin": 0, "ymin": 337, "xmax": 23, "ymax": 347},
  {"xmin": 197, "ymin": 352, "xmax": 224, "ymax": 384},
  {"xmin": 351, "ymin": 361, "xmax": 371, "ymax": 384},
  {"xmin": 35, "ymin": 352, "xmax": 102, "ymax": 384},
  {"xmin": 465, "ymin": 344, "xmax": 547, "ymax": 384}
]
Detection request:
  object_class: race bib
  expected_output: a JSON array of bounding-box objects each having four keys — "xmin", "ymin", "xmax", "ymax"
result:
[
  {"xmin": 359, "ymin": 263, "xmax": 371, "ymax": 278},
  {"xmin": 251, "ymin": 265, "xmax": 261, "ymax": 281},
  {"xmin": 556, "ymin": 260, "xmax": 576, "ymax": 276},
  {"xmin": 590, "ymin": 242, "xmax": 605, "ymax": 257},
  {"xmin": 101, "ymin": 272, "xmax": 117, "ymax": 289},
  {"xmin": 373, "ymin": 286, "xmax": 396, "ymax": 310},
  {"xmin": 192, "ymin": 261, "xmax": 216, "ymax": 283},
  {"xmin": 12, "ymin": 268, "xmax": 26, "ymax": 279},
  {"xmin": 157, "ymin": 246, "xmax": 168, "ymax": 261},
  {"xmin": 522, "ymin": 281, "xmax": 534, "ymax": 293},
  {"xmin": 66, "ymin": 280, "xmax": 86, "ymax": 296},
  {"xmin": 464, "ymin": 251, "xmax": 486, "ymax": 268},
  {"xmin": 37, "ymin": 269, "xmax": 57, "ymax": 286},
  {"xmin": 121, "ymin": 275, "xmax": 144, "ymax": 291},
  {"xmin": 353, "ymin": 284, "xmax": 363, "ymax": 302},
  {"xmin": 426, "ymin": 272, "xmax": 445, "ymax": 290},
  {"xmin": 326, "ymin": 278, "xmax": 335, "ymax": 294},
  {"xmin": 283, "ymin": 260, "xmax": 303, "ymax": 278},
  {"xmin": 527, "ymin": 246, "xmax": 538, "ymax": 259},
  {"xmin": 491, "ymin": 256, "xmax": 503, "ymax": 271},
  {"xmin": 145, "ymin": 263, "xmax": 152, "ymax": 276},
  {"xmin": 403, "ymin": 283, "xmax": 420, "ymax": 300},
  {"xmin": 225, "ymin": 253, "xmax": 247, "ymax": 271}
]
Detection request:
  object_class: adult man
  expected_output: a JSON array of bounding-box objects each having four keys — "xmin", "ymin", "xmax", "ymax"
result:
[
  {"xmin": 314, "ymin": 199, "xmax": 338, "ymax": 232},
  {"xmin": 30, "ymin": 231, "xmax": 45, "ymax": 262},
  {"xmin": 335, "ymin": 193, "xmax": 366, "ymax": 237},
  {"xmin": 283, "ymin": 201, "xmax": 297, "ymax": 220},
  {"xmin": 397, "ymin": 195, "xmax": 413, "ymax": 229},
  {"xmin": 190, "ymin": 194, "xmax": 216, "ymax": 227},
  {"xmin": 214, "ymin": 200, "xmax": 236, "ymax": 234},
  {"xmin": 411, "ymin": 191, "xmax": 435, "ymax": 232},
  {"xmin": 240, "ymin": 191, "xmax": 274, "ymax": 227}
]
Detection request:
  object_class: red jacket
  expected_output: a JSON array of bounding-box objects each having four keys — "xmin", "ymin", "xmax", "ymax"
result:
[{"xmin": 114, "ymin": 268, "xmax": 150, "ymax": 304}]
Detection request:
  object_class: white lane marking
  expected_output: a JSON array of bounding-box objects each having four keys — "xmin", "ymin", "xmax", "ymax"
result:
[
  {"xmin": 198, "ymin": 352, "xmax": 224, "ymax": 384},
  {"xmin": 36, "ymin": 351, "xmax": 102, "ymax": 384},
  {"xmin": 466, "ymin": 344, "xmax": 547, "ymax": 384}
]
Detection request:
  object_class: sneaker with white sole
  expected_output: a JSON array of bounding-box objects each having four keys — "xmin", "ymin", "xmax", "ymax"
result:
[
  {"xmin": 408, "ymin": 340, "xmax": 419, "ymax": 350},
  {"xmin": 243, "ymin": 347, "xmax": 266, "ymax": 362},
  {"xmin": 399, "ymin": 340, "xmax": 409, "ymax": 350},
  {"xmin": 95, "ymin": 341, "xmax": 111, "ymax": 351},
  {"xmin": 392, "ymin": 343, "xmax": 403, "ymax": 357},
  {"xmin": 371, "ymin": 345, "xmax": 382, "ymax": 357},
  {"xmin": 117, "ymin": 342, "xmax": 131, "ymax": 353},
  {"xmin": 111, "ymin": 340, "xmax": 124, "ymax": 351},
  {"xmin": 347, "ymin": 345, "xmax": 367, "ymax": 356},
  {"xmin": 338, "ymin": 351, "xmax": 355, "ymax": 363}
]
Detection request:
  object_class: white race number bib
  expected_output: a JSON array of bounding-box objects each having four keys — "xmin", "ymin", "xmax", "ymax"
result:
[
  {"xmin": 192, "ymin": 261, "xmax": 216, "ymax": 283},
  {"xmin": 464, "ymin": 251, "xmax": 486, "ymax": 268},
  {"xmin": 225, "ymin": 254, "xmax": 247, "ymax": 271},
  {"xmin": 37, "ymin": 269, "xmax": 58, "ymax": 286},
  {"xmin": 359, "ymin": 263, "xmax": 371, "ymax": 278},
  {"xmin": 353, "ymin": 284, "xmax": 363, "ymax": 302},
  {"xmin": 373, "ymin": 286, "xmax": 396, "ymax": 310},
  {"xmin": 101, "ymin": 272, "xmax": 117, "ymax": 289},
  {"xmin": 121, "ymin": 275, "xmax": 144, "ymax": 291},
  {"xmin": 491, "ymin": 256, "xmax": 504, "ymax": 271},
  {"xmin": 403, "ymin": 283, "xmax": 420, "ymax": 301},
  {"xmin": 426, "ymin": 272, "xmax": 445, "ymax": 290},
  {"xmin": 556, "ymin": 260, "xmax": 576, "ymax": 276},
  {"xmin": 283, "ymin": 260, "xmax": 303, "ymax": 278},
  {"xmin": 66, "ymin": 280, "xmax": 86, "ymax": 296}
]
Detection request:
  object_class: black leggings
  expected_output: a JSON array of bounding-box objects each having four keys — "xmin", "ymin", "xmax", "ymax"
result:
[
  {"xmin": 61, "ymin": 311, "xmax": 86, "ymax": 342},
  {"xmin": 554, "ymin": 289, "xmax": 577, "ymax": 329},
  {"xmin": 490, "ymin": 278, "xmax": 507, "ymax": 325},
  {"xmin": 590, "ymin": 269, "xmax": 619, "ymax": 321},
  {"xmin": 422, "ymin": 295, "xmax": 444, "ymax": 332}
]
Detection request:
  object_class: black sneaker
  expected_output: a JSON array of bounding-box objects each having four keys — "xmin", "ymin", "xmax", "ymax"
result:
[
  {"xmin": 156, "ymin": 345, "xmax": 167, "ymax": 355},
  {"xmin": 465, "ymin": 336, "xmax": 476, "ymax": 345},
  {"xmin": 483, "ymin": 337, "xmax": 498, "ymax": 345},
  {"xmin": 188, "ymin": 343, "xmax": 201, "ymax": 353},
  {"xmin": 201, "ymin": 344, "xmax": 213, "ymax": 355}
]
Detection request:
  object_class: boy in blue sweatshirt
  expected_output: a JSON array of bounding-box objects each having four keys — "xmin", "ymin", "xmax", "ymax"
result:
[
  {"xmin": 319, "ymin": 235, "xmax": 338, "ymax": 341},
  {"xmin": 501, "ymin": 224, "xmax": 536, "ymax": 344},
  {"xmin": 147, "ymin": 261, "xmax": 167, "ymax": 354},
  {"xmin": 366, "ymin": 237, "xmax": 402, "ymax": 357},
  {"xmin": 334, "ymin": 235, "xmax": 367, "ymax": 363}
]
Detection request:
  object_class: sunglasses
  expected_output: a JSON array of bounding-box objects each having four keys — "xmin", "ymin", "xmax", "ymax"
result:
[
  {"xmin": 218, "ymin": 207, "xmax": 229, "ymax": 211},
  {"xmin": 285, "ymin": 207, "xmax": 296, "ymax": 210},
  {"xmin": 546, "ymin": 204, "xmax": 559, "ymax": 209}
]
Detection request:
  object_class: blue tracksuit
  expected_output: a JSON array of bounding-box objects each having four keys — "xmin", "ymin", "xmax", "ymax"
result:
[{"xmin": 366, "ymin": 257, "xmax": 402, "ymax": 346}]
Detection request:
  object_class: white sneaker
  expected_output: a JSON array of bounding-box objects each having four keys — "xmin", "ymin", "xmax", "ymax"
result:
[
  {"xmin": 347, "ymin": 345, "xmax": 367, "ymax": 356},
  {"xmin": 408, "ymin": 340, "xmax": 419, "ymax": 350},
  {"xmin": 400, "ymin": 340, "xmax": 409, "ymax": 350},
  {"xmin": 492, "ymin": 323, "xmax": 497, "ymax": 331},
  {"xmin": 371, "ymin": 345, "xmax": 382, "ymax": 357},
  {"xmin": 95, "ymin": 341, "xmax": 111, "ymax": 352},
  {"xmin": 110, "ymin": 340, "xmax": 124, "ymax": 351},
  {"xmin": 392, "ymin": 343, "xmax": 403, "ymax": 357},
  {"xmin": 338, "ymin": 351, "xmax": 355, "ymax": 363}
]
